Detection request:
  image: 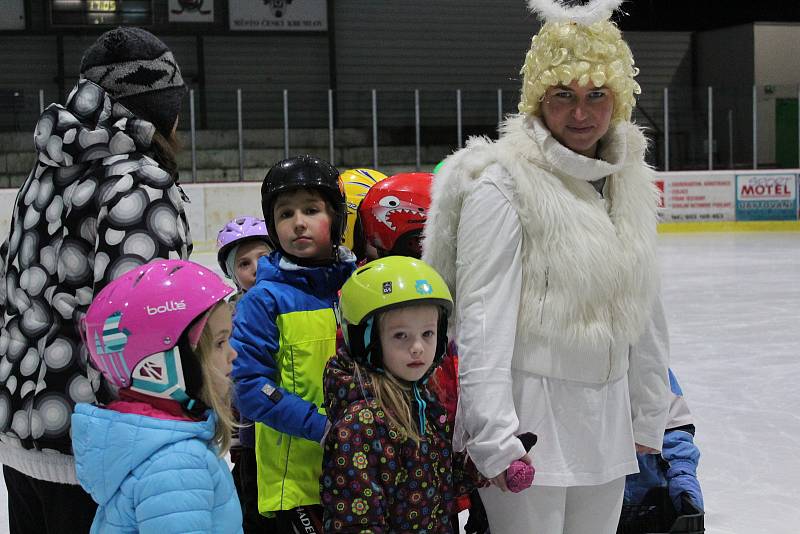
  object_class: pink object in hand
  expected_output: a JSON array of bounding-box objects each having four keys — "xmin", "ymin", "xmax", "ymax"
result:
[{"xmin": 506, "ymin": 460, "xmax": 535, "ymax": 493}]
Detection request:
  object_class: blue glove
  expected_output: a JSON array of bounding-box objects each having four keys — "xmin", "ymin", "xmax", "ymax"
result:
[{"xmin": 663, "ymin": 429, "xmax": 704, "ymax": 513}]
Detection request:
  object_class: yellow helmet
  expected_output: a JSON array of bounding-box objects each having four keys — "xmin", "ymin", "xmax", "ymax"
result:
[
  {"xmin": 339, "ymin": 168, "xmax": 388, "ymax": 251},
  {"xmin": 339, "ymin": 256, "xmax": 452, "ymax": 375}
]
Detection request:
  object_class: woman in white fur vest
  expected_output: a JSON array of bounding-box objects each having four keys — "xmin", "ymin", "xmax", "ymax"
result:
[{"xmin": 422, "ymin": 1, "xmax": 670, "ymax": 532}]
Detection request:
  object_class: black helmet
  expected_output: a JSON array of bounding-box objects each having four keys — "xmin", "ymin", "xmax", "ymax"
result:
[{"xmin": 261, "ymin": 155, "xmax": 347, "ymax": 258}]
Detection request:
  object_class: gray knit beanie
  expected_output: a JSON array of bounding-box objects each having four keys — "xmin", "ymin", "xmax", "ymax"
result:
[{"xmin": 79, "ymin": 27, "xmax": 186, "ymax": 137}]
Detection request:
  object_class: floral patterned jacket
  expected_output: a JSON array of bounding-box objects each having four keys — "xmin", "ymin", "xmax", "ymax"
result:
[{"xmin": 320, "ymin": 349, "xmax": 476, "ymax": 533}]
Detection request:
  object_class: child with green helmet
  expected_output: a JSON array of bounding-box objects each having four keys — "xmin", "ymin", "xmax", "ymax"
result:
[
  {"xmin": 321, "ymin": 256, "xmax": 486, "ymax": 533},
  {"xmin": 321, "ymin": 256, "xmax": 455, "ymax": 531}
]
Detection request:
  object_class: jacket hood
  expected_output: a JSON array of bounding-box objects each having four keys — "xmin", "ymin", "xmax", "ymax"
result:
[
  {"xmin": 72, "ymin": 403, "xmax": 216, "ymax": 505},
  {"xmin": 256, "ymin": 248, "xmax": 356, "ymax": 296},
  {"xmin": 34, "ymin": 79, "xmax": 157, "ymax": 169},
  {"xmin": 324, "ymin": 349, "xmax": 374, "ymax": 423}
]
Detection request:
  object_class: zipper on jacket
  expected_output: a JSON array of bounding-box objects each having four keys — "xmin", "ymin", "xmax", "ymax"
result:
[
  {"xmin": 539, "ymin": 266, "xmax": 549, "ymax": 325},
  {"xmin": 606, "ymin": 311, "xmax": 614, "ymax": 382}
]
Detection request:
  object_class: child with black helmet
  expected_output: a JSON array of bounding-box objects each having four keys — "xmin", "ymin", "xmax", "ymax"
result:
[{"xmin": 230, "ymin": 155, "xmax": 356, "ymax": 532}]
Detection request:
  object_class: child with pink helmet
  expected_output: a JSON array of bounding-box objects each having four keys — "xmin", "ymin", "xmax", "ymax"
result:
[{"xmin": 71, "ymin": 259, "xmax": 243, "ymax": 533}]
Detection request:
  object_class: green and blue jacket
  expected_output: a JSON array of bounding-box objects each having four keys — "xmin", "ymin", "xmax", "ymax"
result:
[{"xmin": 231, "ymin": 250, "xmax": 355, "ymax": 513}]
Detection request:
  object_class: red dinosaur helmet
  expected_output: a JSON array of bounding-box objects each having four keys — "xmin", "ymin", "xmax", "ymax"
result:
[{"xmin": 358, "ymin": 172, "xmax": 432, "ymax": 257}]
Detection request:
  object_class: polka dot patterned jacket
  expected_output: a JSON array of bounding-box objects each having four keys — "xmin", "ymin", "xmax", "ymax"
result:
[
  {"xmin": 321, "ymin": 349, "xmax": 477, "ymax": 533},
  {"xmin": 0, "ymin": 79, "xmax": 192, "ymax": 484}
]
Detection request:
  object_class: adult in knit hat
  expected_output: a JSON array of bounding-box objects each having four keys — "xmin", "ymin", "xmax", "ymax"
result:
[
  {"xmin": 422, "ymin": 1, "xmax": 670, "ymax": 533},
  {"xmin": 0, "ymin": 27, "xmax": 192, "ymax": 534},
  {"xmin": 80, "ymin": 26, "xmax": 187, "ymax": 138}
]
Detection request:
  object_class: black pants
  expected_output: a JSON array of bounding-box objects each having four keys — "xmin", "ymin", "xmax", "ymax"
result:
[
  {"xmin": 274, "ymin": 505, "xmax": 324, "ymax": 534},
  {"xmin": 3, "ymin": 465, "xmax": 97, "ymax": 534},
  {"xmin": 232, "ymin": 446, "xmax": 277, "ymax": 533}
]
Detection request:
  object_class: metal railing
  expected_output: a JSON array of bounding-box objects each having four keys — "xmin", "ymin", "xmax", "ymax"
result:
[{"xmin": 1, "ymin": 85, "xmax": 799, "ymax": 184}]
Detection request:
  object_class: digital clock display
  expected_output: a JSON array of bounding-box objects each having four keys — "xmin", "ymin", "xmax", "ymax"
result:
[
  {"xmin": 51, "ymin": 0, "xmax": 152, "ymax": 27},
  {"xmin": 87, "ymin": 1, "xmax": 117, "ymax": 12}
]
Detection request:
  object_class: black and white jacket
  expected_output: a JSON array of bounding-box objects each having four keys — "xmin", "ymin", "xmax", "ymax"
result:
[{"xmin": 0, "ymin": 79, "xmax": 191, "ymax": 484}]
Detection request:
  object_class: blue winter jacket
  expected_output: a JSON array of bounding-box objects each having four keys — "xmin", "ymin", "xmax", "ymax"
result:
[
  {"xmin": 231, "ymin": 250, "xmax": 355, "ymax": 511},
  {"xmin": 624, "ymin": 369, "xmax": 704, "ymax": 513},
  {"xmin": 71, "ymin": 403, "xmax": 243, "ymax": 534}
]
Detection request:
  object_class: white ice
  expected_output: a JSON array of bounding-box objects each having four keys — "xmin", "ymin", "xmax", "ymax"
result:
[{"xmin": 0, "ymin": 232, "xmax": 798, "ymax": 534}]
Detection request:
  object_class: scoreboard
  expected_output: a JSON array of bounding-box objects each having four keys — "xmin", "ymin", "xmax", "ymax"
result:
[{"xmin": 50, "ymin": 0, "xmax": 154, "ymax": 27}]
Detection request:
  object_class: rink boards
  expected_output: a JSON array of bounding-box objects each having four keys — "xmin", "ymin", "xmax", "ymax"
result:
[
  {"xmin": 656, "ymin": 169, "xmax": 800, "ymax": 228},
  {"xmin": 0, "ymin": 169, "xmax": 798, "ymax": 253}
]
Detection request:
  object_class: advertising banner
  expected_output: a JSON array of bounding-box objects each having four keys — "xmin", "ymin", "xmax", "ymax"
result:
[
  {"xmin": 229, "ymin": 0, "xmax": 327, "ymax": 31},
  {"xmin": 735, "ymin": 173, "xmax": 798, "ymax": 221},
  {"xmin": 662, "ymin": 174, "xmax": 735, "ymax": 222},
  {"xmin": 654, "ymin": 178, "xmax": 666, "ymax": 220},
  {"xmin": 0, "ymin": 0, "xmax": 25, "ymax": 30},
  {"xmin": 169, "ymin": 0, "xmax": 214, "ymax": 23}
]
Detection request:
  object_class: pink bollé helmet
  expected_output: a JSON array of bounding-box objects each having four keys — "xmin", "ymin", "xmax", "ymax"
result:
[{"xmin": 84, "ymin": 259, "xmax": 234, "ymax": 406}]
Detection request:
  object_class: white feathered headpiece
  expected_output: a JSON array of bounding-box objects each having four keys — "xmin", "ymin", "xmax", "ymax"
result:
[{"xmin": 527, "ymin": 0, "xmax": 623, "ymax": 25}]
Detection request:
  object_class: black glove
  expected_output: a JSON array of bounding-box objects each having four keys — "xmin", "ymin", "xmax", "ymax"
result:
[
  {"xmin": 464, "ymin": 489, "xmax": 490, "ymax": 534},
  {"xmin": 681, "ymin": 492, "xmax": 703, "ymax": 515},
  {"xmin": 518, "ymin": 432, "xmax": 537, "ymax": 453}
]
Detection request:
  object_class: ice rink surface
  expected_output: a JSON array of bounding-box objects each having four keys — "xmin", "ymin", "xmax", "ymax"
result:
[{"xmin": 0, "ymin": 231, "xmax": 798, "ymax": 533}]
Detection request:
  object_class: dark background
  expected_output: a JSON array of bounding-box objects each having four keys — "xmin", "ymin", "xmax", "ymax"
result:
[{"xmin": 615, "ymin": 1, "xmax": 800, "ymax": 31}]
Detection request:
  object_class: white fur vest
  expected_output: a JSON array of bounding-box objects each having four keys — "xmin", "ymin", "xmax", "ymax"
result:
[{"xmin": 423, "ymin": 114, "xmax": 659, "ymax": 353}]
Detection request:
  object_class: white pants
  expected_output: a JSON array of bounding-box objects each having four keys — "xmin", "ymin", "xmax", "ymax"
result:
[{"xmin": 478, "ymin": 476, "xmax": 625, "ymax": 534}]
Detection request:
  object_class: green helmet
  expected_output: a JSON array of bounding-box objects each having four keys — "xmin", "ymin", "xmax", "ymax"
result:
[{"xmin": 339, "ymin": 256, "xmax": 453, "ymax": 377}]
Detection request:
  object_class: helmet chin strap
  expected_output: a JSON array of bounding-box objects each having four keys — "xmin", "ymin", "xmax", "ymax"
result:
[
  {"xmin": 287, "ymin": 251, "xmax": 336, "ymax": 268},
  {"xmin": 281, "ymin": 234, "xmax": 344, "ymax": 267},
  {"xmin": 350, "ymin": 306, "xmax": 450, "ymax": 439},
  {"xmin": 362, "ymin": 314, "xmax": 440, "ymax": 437},
  {"xmin": 129, "ymin": 341, "xmax": 209, "ymax": 419},
  {"xmin": 412, "ymin": 382, "xmax": 428, "ymax": 435}
]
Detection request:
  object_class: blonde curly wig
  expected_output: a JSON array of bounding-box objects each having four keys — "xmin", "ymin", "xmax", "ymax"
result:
[{"xmin": 518, "ymin": 19, "xmax": 641, "ymax": 123}]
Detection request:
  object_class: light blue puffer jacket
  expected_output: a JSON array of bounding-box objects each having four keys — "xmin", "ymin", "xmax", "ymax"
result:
[{"xmin": 72, "ymin": 403, "xmax": 243, "ymax": 534}]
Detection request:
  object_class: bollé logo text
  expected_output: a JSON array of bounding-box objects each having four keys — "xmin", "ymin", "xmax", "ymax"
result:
[{"xmin": 146, "ymin": 301, "xmax": 187, "ymax": 315}]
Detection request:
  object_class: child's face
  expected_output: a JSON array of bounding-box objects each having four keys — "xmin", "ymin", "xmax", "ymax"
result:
[
  {"xmin": 206, "ymin": 304, "xmax": 236, "ymax": 394},
  {"xmin": 379, "ymin": 305, "xmax": 439, "ymax": 382},
  {"xmin": 235, "ymin": 240, "xmax": 271, "ymax": 291},
  {"xmin": 273, "ymin": 189, "xmax": 334, "ymax": 261}
]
